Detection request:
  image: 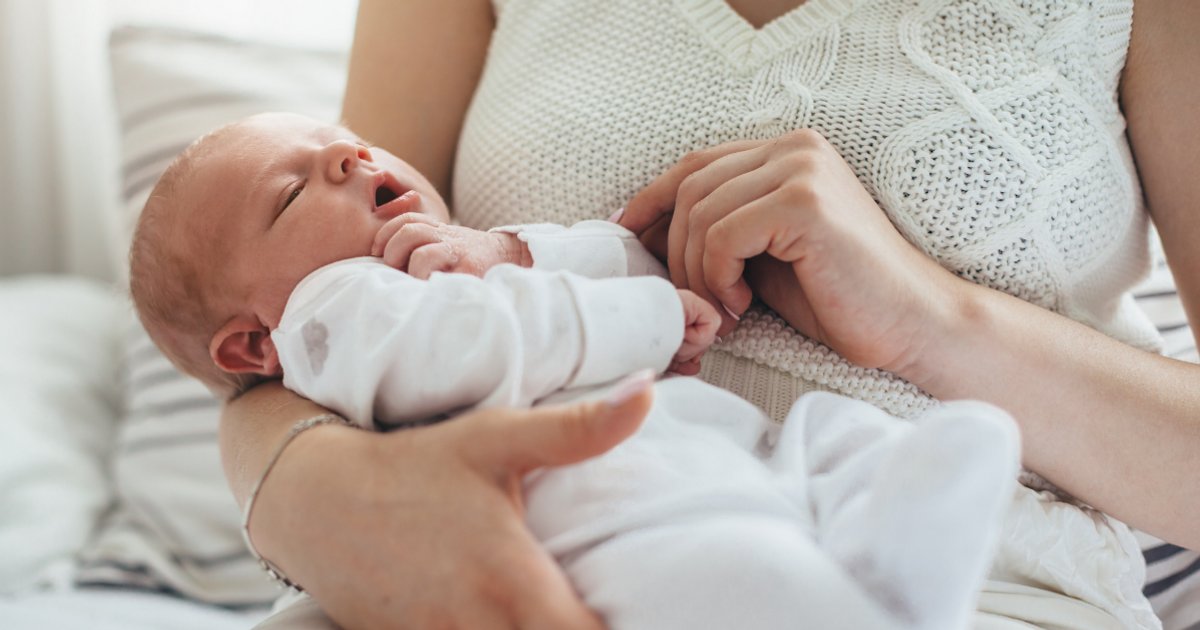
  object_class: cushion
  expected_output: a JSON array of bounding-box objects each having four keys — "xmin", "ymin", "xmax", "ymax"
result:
[
  {"xmin": 1132, "ymin": 235, "xmax": 1197, "ymax": 364},
  {"xmin": 0, "ymin": 277, "xmax": 122, "ymax": 593},
  {"xmin": 75, "ymin": 25, "xmax": 346, "ymax": 608},
  {"xmin": 1131, "ymin": 235, "xmax": 1200, "ymax": 630}
]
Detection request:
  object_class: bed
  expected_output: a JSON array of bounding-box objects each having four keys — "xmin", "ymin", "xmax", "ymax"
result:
[{"xmin": 1, "ymin": 19, "xmax": 1197, "ymax": 630}]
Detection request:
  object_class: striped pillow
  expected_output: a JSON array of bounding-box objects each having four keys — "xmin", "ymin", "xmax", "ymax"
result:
[
  {"xmin": 1132, "ymin": 236, "xmax": 1200, "ymax": 630},
  {"xmin": 76, "ymin": 25, "xmax": 346, "ymax": 608}
]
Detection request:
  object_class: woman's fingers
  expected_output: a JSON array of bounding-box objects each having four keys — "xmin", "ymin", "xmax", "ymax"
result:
[
  {"xmin": 701, "ymin": 191, "xmax": 805, "ymax": 316},
  {"xmin": 661, "ymin": 144, "xmax": 766, "ymax": 288},
  {"xmin": 620, "ymin": 140, "xmax": 763, "ymax": 236},
  {"xmin": 453, "ymin": 592, "xmax": 521, "ymax": 630},
  {"xmin": 622, "ymin": 140, "xmax": 770, "ymax": 310},
  {"xmin": 427, "ymin": 375, "xmax": 658, "ymax": 630},
  {"xmin": 666, "ymin": 201, "xmax": 692, "ymax": 287},
  {"xmin": 675, "ymin": 144, "xmax": 769, "ymax": 221},
  {"xmin": 513, "ymin": 547, "xmax": 607, "ymax": 630},
  {"xmin": 633, "ymin": 212, "xmax": 672, "ymax": 263},
  {"xmin": 681, "ymin": 161, "xmax": 782, "ymax": 315},
  {"xmin": 463, "ymin": 371, "xmax": 654, "ymax": 476}
]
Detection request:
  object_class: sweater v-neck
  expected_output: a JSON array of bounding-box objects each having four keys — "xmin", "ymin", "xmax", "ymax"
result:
[{"xmin": 675, "ymin": 0, "xmax": 857, "ymax": 70}]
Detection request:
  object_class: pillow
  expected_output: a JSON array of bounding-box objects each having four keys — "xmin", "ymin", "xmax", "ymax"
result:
[
  {"xmin": 0, "ymin": 277, "xmax": 122, "ymax": 593},
  {"xmin": 1132, "ymin": 235, "xmax": 1197, "ymax": 364},
  {"xmin": 75, "ymin": 25, "xmax": 347, "ymax": 608},
  {"xmin": 1131, "ymin": 236, "xmax": 1200, "ymax": 630}
]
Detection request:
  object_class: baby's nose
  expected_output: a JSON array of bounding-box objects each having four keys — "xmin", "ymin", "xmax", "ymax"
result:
[{"xmin": 322, "ymin": 140, "xmax": 367, "ymax": 182}]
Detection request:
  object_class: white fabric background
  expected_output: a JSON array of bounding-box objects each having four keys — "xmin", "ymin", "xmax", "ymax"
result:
[
  {"xmin": 0, "ymin": 0, "xmax": 119, "ymax": 281},
  {"xmin": 0, "ymin": 0, "xmax": 357, "ymax": 281}
]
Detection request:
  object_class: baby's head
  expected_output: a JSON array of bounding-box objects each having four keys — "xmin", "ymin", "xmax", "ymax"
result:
[{"xmin": 130, "ymin": 112, "xmax": 449, "ymax": 399}]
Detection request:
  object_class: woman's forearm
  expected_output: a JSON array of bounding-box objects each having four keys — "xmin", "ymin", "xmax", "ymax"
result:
[
  {"xmin": 217, "ymin": 375, "xmax": 651, "ymax": 629},
  {"xmin": 218, "ymin": 380, "xmax": 336, "ymax": 509},
  {"xmin": 909, "ymin": 280, "xmax": 1200, "ymax": 548}
]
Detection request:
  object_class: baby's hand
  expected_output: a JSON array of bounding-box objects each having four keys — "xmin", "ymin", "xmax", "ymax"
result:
[
  {"xmin": 670, "ymin": 290, "xmax": 720, "ymax": 376},
  {"xmin": 372, "ymin": 214, "xmax": 527, "ymax": 279}
]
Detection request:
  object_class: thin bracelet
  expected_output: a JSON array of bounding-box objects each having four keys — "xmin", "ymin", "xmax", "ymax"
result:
[{"xmin": 241, "ymin": 412, "xmax": 356, "ymax": 591}]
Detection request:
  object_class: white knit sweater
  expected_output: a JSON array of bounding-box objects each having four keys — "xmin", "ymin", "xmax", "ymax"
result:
[{"xmin": 454, "ymin": 0, "xmax": 1157, "ymax": 421}]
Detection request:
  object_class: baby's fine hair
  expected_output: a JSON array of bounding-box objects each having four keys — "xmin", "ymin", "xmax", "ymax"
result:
[{"xmin": 129, "ymin": 125, "xmax": 264, "ymax": 401}]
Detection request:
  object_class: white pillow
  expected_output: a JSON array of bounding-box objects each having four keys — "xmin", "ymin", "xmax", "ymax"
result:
[
  {"xmin": 0, "ymin": 277, "xmax": 122, "ymax": 593},
  {"xmin": 75, "ymin": 25, "xmax": 346, "ymax": 608}
]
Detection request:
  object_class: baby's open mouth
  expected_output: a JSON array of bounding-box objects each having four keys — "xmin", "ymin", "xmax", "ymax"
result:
[
  {"xmin": 375, "ymin": 182, "xmax": 401, "ymax": 207},
  {"xmin": 373, "ymin": 173, "xmax": 420, "ymax": 216}
]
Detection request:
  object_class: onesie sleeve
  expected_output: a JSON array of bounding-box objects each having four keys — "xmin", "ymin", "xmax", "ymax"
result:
[
  {"xmin": 271, "ymin": 258, "xmax": 682, "ymax": 430},
  {"xmin": 490, "ymin": 220, "xmax": 668, "ymax": 279}
]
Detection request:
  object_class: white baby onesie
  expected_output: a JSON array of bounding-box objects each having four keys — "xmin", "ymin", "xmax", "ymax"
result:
[{"xmin": 271, "ymin": 222, "xmax": 1022, "ymax": 630}]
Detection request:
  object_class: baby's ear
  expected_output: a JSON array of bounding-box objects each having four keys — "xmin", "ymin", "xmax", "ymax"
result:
[{"xmin": 210, "ymin": 315, "xmax": 281, "ymax": 376}]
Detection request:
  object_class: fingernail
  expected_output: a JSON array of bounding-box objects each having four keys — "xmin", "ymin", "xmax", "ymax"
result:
[
  {"xmin": 722, "ymin": 304, "xmax": 741, "ymax": 321},
  {"xmin": 607, "ymin": 207, "xmax": 625, "ymax": 223},
  {"xmin": 605, "ymin": 368, "xmax": 654, "ymax": 407}
]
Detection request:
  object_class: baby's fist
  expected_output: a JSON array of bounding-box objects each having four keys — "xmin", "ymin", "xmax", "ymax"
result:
[
  {"xmin": 671, "ymin": 290, "xmax": 720, "ymax": 375},
  {"xmin": 372, "ymin": 214, "xmax": 527, "ymax": 279}
]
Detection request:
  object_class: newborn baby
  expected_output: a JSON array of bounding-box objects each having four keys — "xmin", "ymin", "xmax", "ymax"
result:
[{"xmin": 130, "ymin": 112, "xmax": 1020, "ymax": 630}]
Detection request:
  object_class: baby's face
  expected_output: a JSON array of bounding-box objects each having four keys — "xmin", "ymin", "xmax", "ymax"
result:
[{"xmin": 196, "ymin": 113, "xmax": 450, "ymax": 327}]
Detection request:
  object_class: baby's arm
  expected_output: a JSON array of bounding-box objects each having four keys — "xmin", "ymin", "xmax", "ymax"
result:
[
  {"xmin": 271, "ymin": 259, "xmax": 684, "ymax": 429},
  {"xmin": 490, "ymin": 220, "xmax": 667, "ymax": 279},
  {"xmin": 492, "ymin": 221, "xmax": 717, "ymax": 374},
  {"xmin": 372, "ymin": 213, "xmax": 665, "ymax": 281}
]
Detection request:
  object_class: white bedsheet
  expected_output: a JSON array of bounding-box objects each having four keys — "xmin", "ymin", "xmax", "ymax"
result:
[{"xmin": 0, "ymin": 589, "xmax": 267, "ymax": 630}]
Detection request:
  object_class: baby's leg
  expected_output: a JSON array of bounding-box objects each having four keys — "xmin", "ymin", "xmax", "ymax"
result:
[
  {"xmin": 528, "ymin": 381, "xmax": 901, "ymax": 629},
  {"xmin": 772, "ymin": 393, "xmax": 1021, "ymax": 630},
  {"xmin": 563, "ymin": 514, "xmax": 901, "ymax": 630}
]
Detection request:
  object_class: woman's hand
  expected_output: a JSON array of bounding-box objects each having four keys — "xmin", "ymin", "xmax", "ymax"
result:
[
  {"xmin": 228, "ymin": 378, "xmax": 654, "ymax": 630},
  {"xmin": 619, "ymin": 129, "xmax": 963, "ymax": 374}
]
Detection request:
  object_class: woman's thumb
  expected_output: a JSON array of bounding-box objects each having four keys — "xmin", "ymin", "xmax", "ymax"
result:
[{"xmin": 474, "ymin": 370, "xmax": 655, "ymax": 474}]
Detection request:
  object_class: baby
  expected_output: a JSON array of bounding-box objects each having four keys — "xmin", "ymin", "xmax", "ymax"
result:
[{"xmin": 130, "ymin": 112, "xmax": 1022, "ymax": 630}]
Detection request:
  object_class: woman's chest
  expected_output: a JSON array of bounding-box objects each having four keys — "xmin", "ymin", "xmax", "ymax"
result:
[
  {"xmin": 724, "ymin": 0, "xmax": 810, "ymax": 29},
  {"xmin": 459, "ymin": 0, "xmax": 1141, "ymax": 309}
]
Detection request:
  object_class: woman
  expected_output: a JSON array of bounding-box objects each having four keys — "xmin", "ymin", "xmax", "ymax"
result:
[{"xmin": 226, "ymin": 0, "xmax": 1200, "ymax": 628}]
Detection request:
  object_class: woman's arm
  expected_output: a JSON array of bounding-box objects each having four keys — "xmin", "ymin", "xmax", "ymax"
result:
[
  {"xmin": 1124, "ymin": 0, "xmax": 1200, "ymax": 335},
  {"xmin": 923, "ymin": 0, "xmax": 1200, "ymax": 547},
  {"xmin": 618, "ymin": 2, "xmax": 1200, "ymax": 547},
  {"xmin": 341, "ymin": 0, "xmax": 494, "ymax": 201},
  {"xmin": 221, "ymin": 379, "xmax": 652, "ymax": 630}
]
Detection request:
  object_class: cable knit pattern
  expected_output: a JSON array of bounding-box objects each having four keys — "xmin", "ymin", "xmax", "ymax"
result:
[{"xmin": 454, "ymin": 0, "xmax": 1156, "ymax": 420}]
